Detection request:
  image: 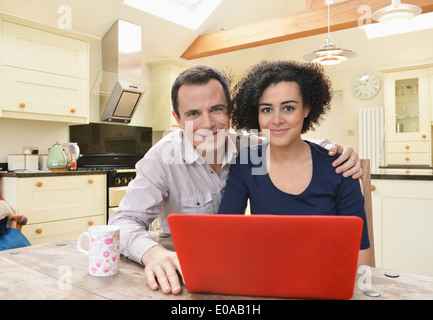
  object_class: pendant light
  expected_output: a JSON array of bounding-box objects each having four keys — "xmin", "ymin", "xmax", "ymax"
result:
[
  {"xmin": 303, "ymin": 2, "xmax": 356, "ymax": 66},
  {"xmin": 372, "ymin": 0, "xmax": 422, "ymax": 23}
]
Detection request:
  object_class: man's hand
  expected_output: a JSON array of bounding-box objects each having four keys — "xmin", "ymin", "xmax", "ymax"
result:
[
  {"xmin": 141, "ymin": 245, "xmax": 183, "ymax": 294},
  {"xmin": 328, "ymin": 144, "xmax": 362, "ymax": 179}
]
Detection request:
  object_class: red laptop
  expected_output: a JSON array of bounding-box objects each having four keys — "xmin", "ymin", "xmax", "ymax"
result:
[{"xmin": 167, "ymin": 214, "xmax": 363, "ymax": 300}]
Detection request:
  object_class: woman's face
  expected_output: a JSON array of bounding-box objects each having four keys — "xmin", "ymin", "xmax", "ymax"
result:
[{"xmin": 258, "ymin": 81, "xmax": 310, "ymax": 148}]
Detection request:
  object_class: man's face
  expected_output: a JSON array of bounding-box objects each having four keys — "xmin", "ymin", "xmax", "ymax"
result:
[{"xmin": 173, "ymin": 79, "xmax": 230, "ymax": 158}]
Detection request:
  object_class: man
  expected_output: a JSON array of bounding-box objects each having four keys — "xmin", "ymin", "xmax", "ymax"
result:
[{"xmin": 108, "ymin": 65, "xmax": 362, "ymax": 294}]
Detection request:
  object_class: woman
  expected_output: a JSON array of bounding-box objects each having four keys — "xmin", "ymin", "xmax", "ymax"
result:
[{"xmin": 218, "ymin": 60, "xmax": 370, "ymax": 265}]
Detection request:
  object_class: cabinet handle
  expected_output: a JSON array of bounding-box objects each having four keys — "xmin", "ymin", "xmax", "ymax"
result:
[
  {"xmin": 88, "ymin": 221, "xmax": 94, "ymax": 226},
  {"xmin": 371, "ymin": 185, "xmax": 376, "ymax": 192},
  {"xmin": 36, "ymin": 228, "xmax": 43, "ymax": 234},
  {"xmin": 405, "ymin": 157, "xmax": 410, "ymax": 161},
  {"xmin": 88, "ymin": 179, "xmax": 94, "ymax": 184},
  {"xmin": 36, "ymin": 182, "xmax": 43, "ymax": 187},
  {"xmin": 19, "ymin": 102, "xmax": 26, "ymax": 108},
  {"xmin": 405, "ymin": 145, "xmax": 410, "ymax": 150},
  {"xmin": 422, "ymin": 134, "xmax": 427, "ymax": 139},
  {"xmin": 70, "ymin": 108, "xmax": 76, "ymax": 113}
]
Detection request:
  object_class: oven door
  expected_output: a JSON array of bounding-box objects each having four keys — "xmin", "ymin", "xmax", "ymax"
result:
[{"xmin": 108, "ymin": 186, "xmax": 128, "ymax": 218}]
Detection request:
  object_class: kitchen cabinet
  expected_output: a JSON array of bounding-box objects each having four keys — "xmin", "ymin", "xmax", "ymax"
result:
[
  {"xmin": 2, "ymin": 21, "xmax": 87, "ymax": 78},
  {"xmin": 0, "ymin": 174, "xmax": 106, "ymax": 245},
  {"xmin": 382, "ymin": 66, "xmax": 433, "ymax": 166},
  {"xmin": 148, "ymin": 59, "xmax": 194, "ymax": 131},
  {"xmin": 0, "ymin": 20, "xmax": 89, "ymax": 124},
  {"xmin": 371, "ymin": 178, "xmax": 433, "ymax": 276},
  {"xmin": 1, "ymin": 66, "xmax": 88, "ymax": 122}
]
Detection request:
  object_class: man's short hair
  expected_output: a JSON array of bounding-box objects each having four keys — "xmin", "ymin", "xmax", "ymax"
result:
[{"xmin": 171, "ymin": 64, "xmax": 232, "ymax": 118}]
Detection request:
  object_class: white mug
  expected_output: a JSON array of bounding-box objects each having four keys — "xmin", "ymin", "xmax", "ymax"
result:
[{"xmin": 77, "ymin": 225, "xmax": 120, "ymax": 277}]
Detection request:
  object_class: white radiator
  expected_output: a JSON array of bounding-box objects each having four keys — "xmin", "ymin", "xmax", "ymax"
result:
[{"xmin": 358, "ymin": 107, "xmax": 385, "ymax": 170}]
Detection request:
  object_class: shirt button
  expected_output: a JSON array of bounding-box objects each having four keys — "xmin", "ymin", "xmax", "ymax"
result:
[{"xmin": 210, "ymin": 170, "xmax": 215, "ymax": 174}]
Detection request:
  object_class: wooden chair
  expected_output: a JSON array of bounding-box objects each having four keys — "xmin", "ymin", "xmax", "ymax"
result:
[
  {"xmin": 360, "ymin": 159, "xmax": 375, "ymax": 267},
  {"xmin": 10, "ymin": 215, "xmax": 28, "ymax": 232},
  {"xmin": 0, "ymin": 195, "xmax": 28, "ymax": 231}
]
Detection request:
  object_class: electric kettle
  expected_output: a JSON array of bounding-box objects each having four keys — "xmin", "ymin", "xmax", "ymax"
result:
[
  {"xmin": 62, "ymin": 142, "xmax": 80, "ymax": 161},
  {"xmin": 47, "ymin": 142, "xmax": 72, "ymax": 171}
]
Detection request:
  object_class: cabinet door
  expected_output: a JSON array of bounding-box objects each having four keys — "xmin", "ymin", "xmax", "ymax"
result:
[
  {"xmin": 386, "ymin": 153, "xmax": 430, "ymax": 165},
  {"xmin": 149, "ymin": 59, "xmax": 193, "ymax": 131},
  {"xmin": 22, "ymin": 215, "xmax": 106, "ymax": 245},
  {"xmin": 16, "ymin": 175, "xmax": 106, "ymax": 224},
  {"xmin": 371, "ymin": 179, "xmax": 433, "ymax": 276},
  {"xmin": 384, "ymin": 69, "xmax": 430, "ymax": 142},
  {"xmin": 386, "ymin": 141, "xmax": 430, "ymax": 153},
  {"xmin": 1, "ymin": 66, "xmax": 88, "ymax": 123},
  {"xmin": 2, "ymin": 21, "xmax": 88, "ymax": 79}
]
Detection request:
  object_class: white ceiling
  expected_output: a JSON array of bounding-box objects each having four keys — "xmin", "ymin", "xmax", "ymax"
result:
[
  {"xmin": 1, "ymin": 0, "xmax": 433, "ymax": 77},
  {"xmin": 0, "ymin": 0, "xmax": 306, "ymax": 57}
]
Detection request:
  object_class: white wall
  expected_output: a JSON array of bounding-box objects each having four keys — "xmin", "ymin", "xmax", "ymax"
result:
[
  {"xmin": 1, "ymin": 20, "xmax": 433, "ymax": 163},
  {"xmin": 0, "ymin": 118, "xmax": 69, "ymax": 162},
  {"xmin": 327, "ymin": 67, "xmax": 385, "ymax": 150},
  {"xmin": 195, "ymin": 25, "xmax": 433, "ymax": 151},
  {"xmin": 0, "ymin": 34, "xmax": 164, "ymax": 164}
]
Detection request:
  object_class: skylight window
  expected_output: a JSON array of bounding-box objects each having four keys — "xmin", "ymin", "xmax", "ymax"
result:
[
  {"xmin": 168, "ymin": 0, "xmax": 203, "ymax": 11},
  {"xmin": 123, "ymin": 0, "xmax": 222, "ymax": 30}
]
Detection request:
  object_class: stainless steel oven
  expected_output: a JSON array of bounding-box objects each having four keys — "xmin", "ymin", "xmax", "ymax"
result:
[
  {"xmin": 106, "ymin": 168, "xmax": 160, "ymax": 231},
  {"xmin": 107, "ymin": 168, "xmax": 136, "ymax": 218},
  {"xmin": 76, "ymin": 156, "xmax": 141, "ymax": 221},
  {"xmin": 70, "ymin": 123, "xmax": 152, "ymax": 222}
]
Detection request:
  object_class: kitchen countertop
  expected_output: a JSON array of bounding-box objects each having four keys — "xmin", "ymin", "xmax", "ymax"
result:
[
  {"xmin": 371, "ymin": 168, "xmax": 433, "ymax": 180},
  {"xmin": 1, "ymin": 236, "xmax": 433, "ymax": 301},
  {"xmin": 2, "ymin": 166, "xmax": 433, "ymax": 181},
  {"xmin": 0, "ymin": 169, "xmax": 109, "ymax": 178}
]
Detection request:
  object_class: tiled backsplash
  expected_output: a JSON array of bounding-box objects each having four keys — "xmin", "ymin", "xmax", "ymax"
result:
[{"xmin": 69, "ymin": 123, "xmax": 152, "ymax": 155}]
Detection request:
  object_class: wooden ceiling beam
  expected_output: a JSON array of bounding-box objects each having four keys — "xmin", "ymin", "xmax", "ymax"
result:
[
  {"xmin": 181, "ymin": 0, "xmax": 433, "ymax": 60},
  {"xmin": 305, "ymin": 0, "xmax": 327, "ymax": 11}
]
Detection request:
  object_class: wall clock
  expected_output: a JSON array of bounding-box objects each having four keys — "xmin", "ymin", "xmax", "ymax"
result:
[{"xmin": 351, "ymin": 71, "xmax": 381, "ymax": 100}]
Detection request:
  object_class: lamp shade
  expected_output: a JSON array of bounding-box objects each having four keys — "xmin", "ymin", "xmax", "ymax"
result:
[
  {"xmin": 303, "ymin": 38, "xmax": 356, "ymax": 66},
  {"xmin": 303, "ymin": 4, "xmax": 356, "ymax": 66},
  {"xmin": 372, "ymin": 0, "xmax": 422, "ymax": 23}
]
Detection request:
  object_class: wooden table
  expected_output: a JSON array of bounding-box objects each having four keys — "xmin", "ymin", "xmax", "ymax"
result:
[{"xmin": 1, "ymin": 235, "xmax": 432, "ymax": 301}]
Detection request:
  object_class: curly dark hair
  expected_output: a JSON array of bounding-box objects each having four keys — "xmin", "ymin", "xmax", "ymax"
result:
[{"xmin": 231, "ymin": 60, "xmax": 332, "ymax": 134}]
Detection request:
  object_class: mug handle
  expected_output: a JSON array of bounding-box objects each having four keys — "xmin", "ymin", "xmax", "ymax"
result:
[{"xmin": 77, "ymin": 232, "xmax": 89, "ymax": 256}]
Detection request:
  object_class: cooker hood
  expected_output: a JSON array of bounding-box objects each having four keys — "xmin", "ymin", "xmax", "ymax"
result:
[{"xmin": 98, "ymin": 20, "xmax": 145, "ymax": 123}]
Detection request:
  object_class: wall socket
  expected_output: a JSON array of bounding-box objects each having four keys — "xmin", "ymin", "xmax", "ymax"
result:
[{"xmin": 23, "ymin": 146, "xmax": 39, "ymax": 154}]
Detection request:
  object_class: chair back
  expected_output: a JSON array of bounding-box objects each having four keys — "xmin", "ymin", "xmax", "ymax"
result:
[
  {"xmin": 0, "ymin": 195, "xmax": 30, "ymax": 250},
  {"xmin": 360, "ymin": 159, "xmax": 375, "ymax": 267}
]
